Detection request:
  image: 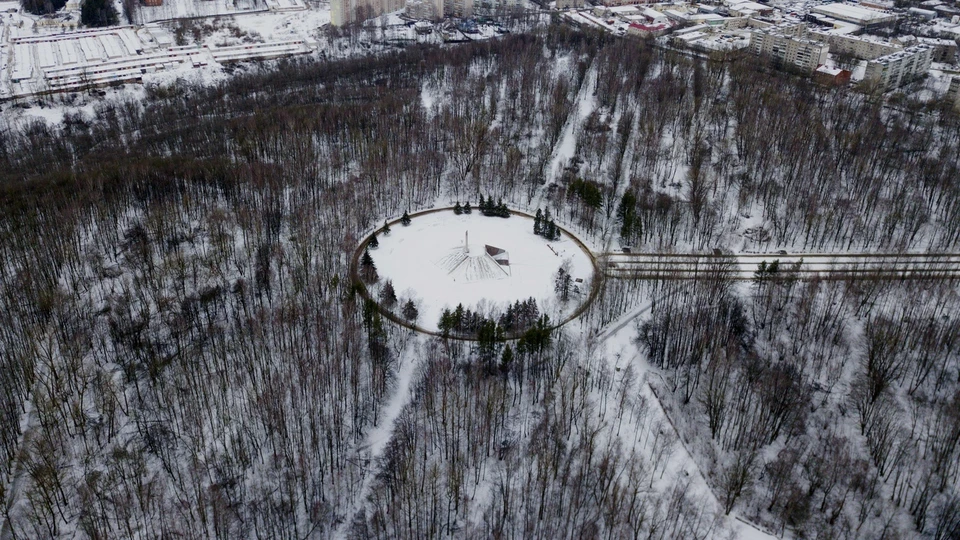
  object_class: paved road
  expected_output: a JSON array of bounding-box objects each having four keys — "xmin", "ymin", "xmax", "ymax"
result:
[{"xmin": 599, "ymin": 252, "xmax": 960, "ymax": 280}]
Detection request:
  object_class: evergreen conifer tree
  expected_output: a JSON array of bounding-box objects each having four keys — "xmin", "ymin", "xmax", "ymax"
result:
[
  {"xmin": 438, "ymin": 308, "xmax": 454, "ymax": 337},
  {"xmin": 497, "ymin": 199, "xmax": 508, "ymax": 217},
  {"xmin": 369, "ymin": 232, "xmax": 379, "ymax": 249},
  {"xmin": 500, "ymin": 345, "xmax": 513, "ymax": 376},
  {"xmin": 617, "ymin": 191, "xmax": 639, "ymax": 241},
  {"xmin": 401, "ymin": 211, "xmax": 411, "ymax": 226},
  {"xmin": 754, "ymin": 261, "xmax": 768, "ymax": 286},
  {"xmin": 81, "ymin": 0, "xmax": 118, "ymax": 27},
  {"xmin": 382, "ymin": 219, "xmax": 391, "ymax": 235},
  {"xmin": 535, "ymin": 209, "xmax": 543, "ymax": 236},
  {"xmin": 477, "ymin": 318, "xmax": 503, "ymax": 369},
  {"xmin": 454, "ymin": 202, "xmax": 463, "ymax": 215},
  {"xmin": 380, "ymin": 280, "xmax": 397, "ymax": 307},
  {"xmin": 402, "ymin": 300, "xmax": 418, "ymax": 321},
  {"xmin": 463, "ymin": 201, "xmax": 472, "ymax": 214},
  {"xmin": 522, "ymin": 314, "xmax": 552, "ymax": 357},
  {"xmin": 360, "ymin": 249, "xmax": 379, "ymax": 284},
  {"xmin": 554, "ymin": 266, "xmax": 571, "ymax": 302},
  {"xmin": 453, "ymin": 303, "xmax": 465, "ymax": 332}
]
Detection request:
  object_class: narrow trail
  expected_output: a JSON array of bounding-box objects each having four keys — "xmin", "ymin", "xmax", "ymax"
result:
[
  {"xmin": 594, "ymin": 296, "xmax": 779, "ymax": 540},
  {"xmin": 529, "ymin": 60, "xmax": 598, "ymax": 212},
  {"xmin": 333, "ymin": 337, "xmax": 425, "ymax": 540}
]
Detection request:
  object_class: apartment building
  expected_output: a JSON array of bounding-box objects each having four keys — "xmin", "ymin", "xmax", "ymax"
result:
[
  {"xmin": 471, "ymin": 0, "xmax": 517, "ymax": 16},
  {"xmin": 750, "ymin": 27, "xmax": 830, "ymax": 73},
  {"xmin": 946, "ymin": 76, "xmax": 960, "ymax": 111},
  {"xmin": 807, "ymin": 31, "xmax": 899, "ymax": 60},
  {"xmin": 406, "ymin": 0, "xmax": 443, "ymax": 19},
  {"xmin": 917, "ymin": 37, "xmax": 958, "ymax": 64},
  {"xmin": 332, "ymin": 0, "xmax": 405, "ymax": 26},
  {"xmin": 862, "ymin": 45, "xmax": 933, "ymax": 92}
]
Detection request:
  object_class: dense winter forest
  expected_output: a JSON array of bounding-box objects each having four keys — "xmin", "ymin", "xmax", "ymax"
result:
[{"xmin": 0, "ymin": 26, "xmax": 958, "ymax": 539}]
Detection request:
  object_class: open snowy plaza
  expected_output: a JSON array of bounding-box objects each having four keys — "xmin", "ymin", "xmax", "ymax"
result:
[{"xmin": 366, "ymin": 209, "xmax": 595, "ymax": 332}]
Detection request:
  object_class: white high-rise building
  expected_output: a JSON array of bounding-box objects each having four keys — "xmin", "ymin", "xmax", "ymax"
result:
[
  {"xmin": 332, "ymin": 0, "xmax": 405, "ymax": 26},
  {"xmin": 443, "ymin": 0, "xmax": 474, "ymax": 17},
  {"xmin": 750, "ymin": 28, "xmax": 829, "ymax": 73},
  {"xmin": 406, "ymin": 0, "xmax": 443, "ymax": 20},
  {"xmin": 472, "ymin": 0, "xmax": 517, "ymax": 15},
  {"xmin": 806, "ymin": 31, "xmax": 900, "ymax": 60},
  {"xmin": 862, "ymin": 45, "xmax": 933, "ymax": 92}
]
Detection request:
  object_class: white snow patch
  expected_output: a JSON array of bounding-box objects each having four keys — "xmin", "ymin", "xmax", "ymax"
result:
[{"xmin": 371, "ymin": 211, "xmax": 594, "ymax": 331}]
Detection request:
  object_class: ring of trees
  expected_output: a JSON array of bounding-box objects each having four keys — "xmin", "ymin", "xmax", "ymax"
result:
[{"xmin": 349, "ymin": 206, "xmax": 602, "ymax": 341}]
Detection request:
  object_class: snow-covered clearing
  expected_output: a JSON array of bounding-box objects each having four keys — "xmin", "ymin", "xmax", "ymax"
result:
[{"xmin": 369, "ymin": 211, "xmax": 594, "ymax": 331}]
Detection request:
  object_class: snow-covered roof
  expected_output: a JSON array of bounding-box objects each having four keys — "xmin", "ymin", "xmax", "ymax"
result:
[
  {"xmin": 435, "ymin": 245, "xmax": 509, "ymax": 282},
  {"xmin": 728, "ymin": 0, "xmax": 769, "ymax": 12},
  {"xmin": 916, "ymin": 37, "xmax": 957, "ymax": 47},
  {"xmin": 675, "ymin": 30, "xmax": 707, "ymax": 41},
  {"xmin": 674, "ymin": 23, "xmax": 710, "ymax": 34},
  {"xmin": 811, "ymin": 3, "xmax": 896, "ymax": 24},
  {"xmin": 630, "ymin": 22, "xmax": 670, "ymax": 31},
  {"xmin": 816, "ymin": 65, "xmax": 844, "ymax": 75}
]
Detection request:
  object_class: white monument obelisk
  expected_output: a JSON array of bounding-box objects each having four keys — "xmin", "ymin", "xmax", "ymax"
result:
[{"xmin": 465, "ymin": 231, "xmax": 469, "ymax": 254}]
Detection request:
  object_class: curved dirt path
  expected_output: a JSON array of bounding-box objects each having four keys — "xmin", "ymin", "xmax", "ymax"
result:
[{"xmin": 350, "ymin": 206, "xmax": 604, "ymax": 341}]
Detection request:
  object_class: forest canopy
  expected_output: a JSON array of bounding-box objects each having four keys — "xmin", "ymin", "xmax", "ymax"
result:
[{"xmin": 0, "ymin": 26, "xmax": 957, "ymax": 539}]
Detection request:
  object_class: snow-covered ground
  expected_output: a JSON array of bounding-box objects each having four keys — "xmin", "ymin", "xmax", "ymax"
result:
[
  {"xmin": 370, "ymin": 211, "xmax": 594, "ymax": 331},
  {"xmin": 595, "ymin": 296, "xmax": 781, "ymax": 540},
  {"xmin": 0, "ymin": 20, "xmax": 314, "ymax": 98}
]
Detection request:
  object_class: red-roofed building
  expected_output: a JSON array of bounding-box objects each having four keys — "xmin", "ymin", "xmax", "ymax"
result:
[{"xmin": 627, "ymin": 22, "xmax": 670, "ymax": 37}]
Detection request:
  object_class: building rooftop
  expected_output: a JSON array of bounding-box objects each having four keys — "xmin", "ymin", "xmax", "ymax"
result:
[
  {"xmin": 674, "ymin": 23, "xmax": 710, "ymax": 34},
  {"xmin": 812, "ymin": 3, "xmax": 895, "ymax": 23},
  {"xmin": 728, "ymin": 0, "xmax": 769, "ymax": 11},
  {"xmin": 809, "ymin": 28, "xmax": 898, "ymax": 45},
  {"xmin": 676, "ymin": 30, "xmax": 707, "ymax": 41},
  {"xmin": 918, "ymin": 36, "xmax": 957, "ymax": 46},
  {"xmin": 630, "ymin": 22, "xmax": 670, "ymax": 31},
  {"xmin": 872, "ymin": 44, "xmax": 933, "ymax": 64},
  {"xmin": 816, "ymin": 65, "xmax": 845, "ymax": 75}
]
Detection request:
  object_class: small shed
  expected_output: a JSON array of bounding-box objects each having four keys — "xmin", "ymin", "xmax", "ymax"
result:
[{"xmin": 814, "ymin": 65, "xmax": 852, "ymax": 86}]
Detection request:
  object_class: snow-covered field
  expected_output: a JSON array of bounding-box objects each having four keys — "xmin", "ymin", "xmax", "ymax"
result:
[{"xmin": 370, "ymin": 211, "xmax": 594, "ymax": 331}]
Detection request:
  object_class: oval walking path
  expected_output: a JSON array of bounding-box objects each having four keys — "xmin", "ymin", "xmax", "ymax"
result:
[{"xmin": 350, "ymin": 206, "xmax": 603, "ymax": 342}]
